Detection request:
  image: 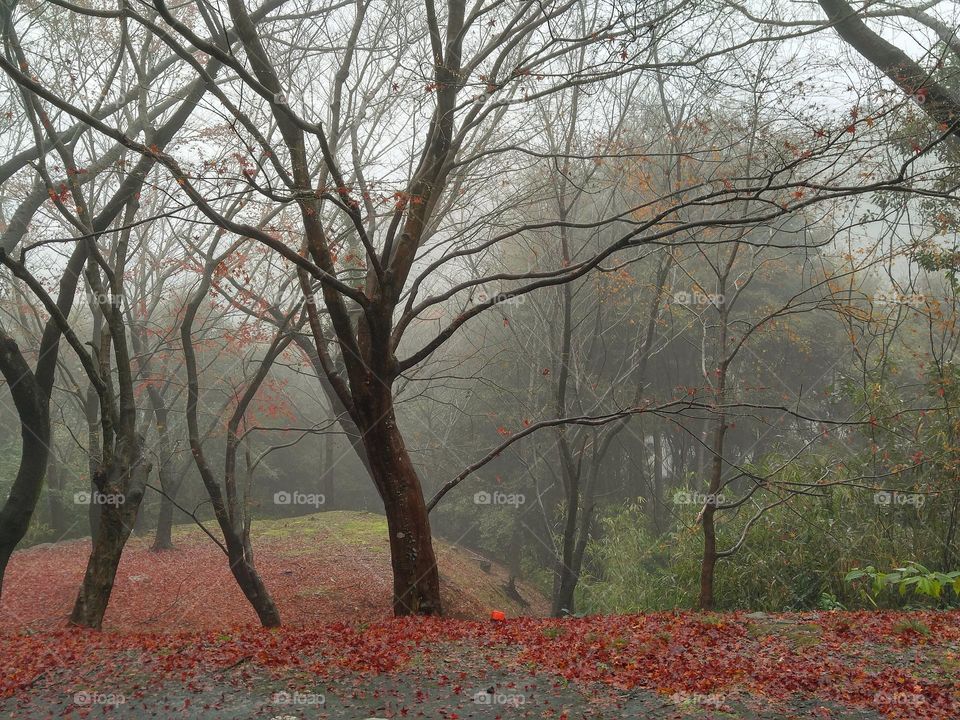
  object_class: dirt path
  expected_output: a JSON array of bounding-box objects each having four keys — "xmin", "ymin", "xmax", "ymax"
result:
[
  {"xmin": 1, "ymin": 664, "xmax": 888, "ymax": 719},
  {"xmin": 4, "ymin": 610, "xmax": 957, "ymax": 719}
]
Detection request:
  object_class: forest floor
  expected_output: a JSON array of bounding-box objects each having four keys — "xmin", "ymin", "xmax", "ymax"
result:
[
  {"xmin": 0, "ymin": 511, "xmax": 549, "ymax": 631},
  {"xmin": 1, "ymin": 514, "xmax": 958, "ymax": 718},
  {"xmin": 1, "ymin": 611, "xmax": 957, "ymax": 718}
]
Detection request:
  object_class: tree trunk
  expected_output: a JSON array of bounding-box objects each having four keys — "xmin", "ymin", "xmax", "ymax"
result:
[
  {"xmin": 360, "ymin": 402, "xmax": 442, "ymax": 616},
  {"xmin": 552, "ymin": 476, "xmax": 580, "ymax": 617},
  {"xmin": 552, "ymin": 569, "xmax": 578, "ymax": 617},
  {"xmin": 0, "ymin": 332, "xmax": 50, "ymax": 600},
  {"xmin": 698, "ymin": 400, "xmax": 728, "ymax": 611},
  {"xmin": 943, "ymin": 488, "xmax": 959, "ymax": 570},
  {"xmin": 150, "ymin": 456, "xmax": 181, "ymax": 552},
  {"xmin": 698, "ymin": 504, "xmax": 718, "ymax": 611},
  {"xmin": 132, "ymin": 494, "xmax": 149, "ymax": 535},
  {"xmin": 69, "ymin": 455, "xmax": 147, "ymax": 629},
  {"xmin": 651, "ymin": 432, "xmax": 665, "ymax": 534},
  {"xmin": 152, "ymin": 494, "xmax": 175, "ymax": 550},
  {"xmin": 226, "ymin": 534, "xmax": 280, "ymax": 626},
  {"xmin": 506, "ymin": 512, "xmax": 523, "ymax": 583},
  {"xmin": 148, "ymin": 390, "xmax": 179, "ymax": 550},
  {"xmin": 69, "ymin": 497, "xmax": 134, "ymax": 628},
  {"xmin": 84, "ymin": 380, "xmax": 103, "ymax": 539},
  {"xmin": 0, "ymin": 241, "xmax": 89, "ymax": 598},
  {"xmin": 86, "ymin": 479, "xmax": 102, "ymax": 541},
  {"xmin": 552, "ymin": 475, "xmax": 597, "ymax": 617},
  {"xmin": 152, "ymin": 461, "xmax": 190, "ymax": 552},
  {"xmin": 290, "ymin": 332, "xmax": 372, "ymax": 483},
  {"xmin": 46, "ymin": 453, "xmax": 68, "ymax": 538},
  {"xmin": 321, "ymin": 431, "xmax": 336, "ymax": 510}
]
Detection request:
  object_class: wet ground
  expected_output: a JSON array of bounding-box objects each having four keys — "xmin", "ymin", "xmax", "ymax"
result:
[{"xmin": 1, "ymin": 665, "xmax": 891, "ymax": 719}]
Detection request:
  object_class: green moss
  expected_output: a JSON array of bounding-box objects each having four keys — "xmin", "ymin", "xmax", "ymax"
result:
[
  {"xmin": 167, "ymin": 511, "xmax": 391, "ymax": 545},
  {"xmin": 892, "ymin": 618, "xmax": 931, "ymax": 637}
]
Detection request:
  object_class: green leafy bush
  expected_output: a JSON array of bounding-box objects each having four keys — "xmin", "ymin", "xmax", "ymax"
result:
[{"xmin": 845, "ymin": 563, "xmax": 960, "ymax": 608}]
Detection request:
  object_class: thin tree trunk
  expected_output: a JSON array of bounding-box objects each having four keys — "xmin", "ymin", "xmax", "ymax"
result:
[
  {"xmin": 46, "ymin": 451, "xmax": 68, "ymax": 538},
  {"xmin": 179, "ymin": 251, "xmax": 284, "ymax": 628},
  {"xmin": 698, "ymin": 398, "xmax": 729, "ymax": 610},
  {"xmin": 552, "ymin": 440, "xmax": 604, "ymax": 617},
  {"xmin": 698, "ymin": 378, "xmax": 730, "ymax": 609},
  {"xmin": 697, "ymin": 374, "xmax": 730, "ymax": 611},
  {"xmin": 321, "ymin": 430, "xmax": 336, "ymax": 510},
  {"xmin": 149, "ymin": 402, "xmax": 177, "ymax": 551},
  {"xmin": 552, "ymin": 468, "xmax": 580, "ymax": 616},
  {"xmin": 943, "ymin": 489, "xmax": 960, "ymax": 570},
  {"xmin": 651, "ymin": 432, "xmax": 665, "ymax": 534},
  {"xmin": 551, "ymin": 502, "xmax": 596, "ymax": 617},
  {"xmin": 698, "ymin": 460, "xmax": 721, "ymax": 610},
  {"xmin": 227, "ymin": 543, "xmax": 280, "ymax": 626},
  {"xmin": 290, "ymin": 332, "xmax": 372, "ymax": 480},
  {"xmin": 507, "ymin": 512, "xmax": 523, "ymax": 584},
  {"xmin": 152, "ymin": 493, "xmax": 175, "ymax": 550},
  {"xmin": 84, "ymin": 380, "xmax": 103, "ymax": 539}
]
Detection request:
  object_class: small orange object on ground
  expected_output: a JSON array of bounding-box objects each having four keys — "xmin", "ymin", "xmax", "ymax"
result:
[{"xmin": 490, "ymin": 610, "xmax": 506, "ymax": 621}]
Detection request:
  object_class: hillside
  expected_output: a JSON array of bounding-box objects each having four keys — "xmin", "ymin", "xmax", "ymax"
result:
[{"xmin": 0, "ymin": 511, "xmax": 548, "ymax": 632}]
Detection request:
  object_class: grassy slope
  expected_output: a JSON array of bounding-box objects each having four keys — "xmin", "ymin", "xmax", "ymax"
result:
[{"xmin": 1, "ymin": 511, "xmax": 547, "ymax": 632}]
